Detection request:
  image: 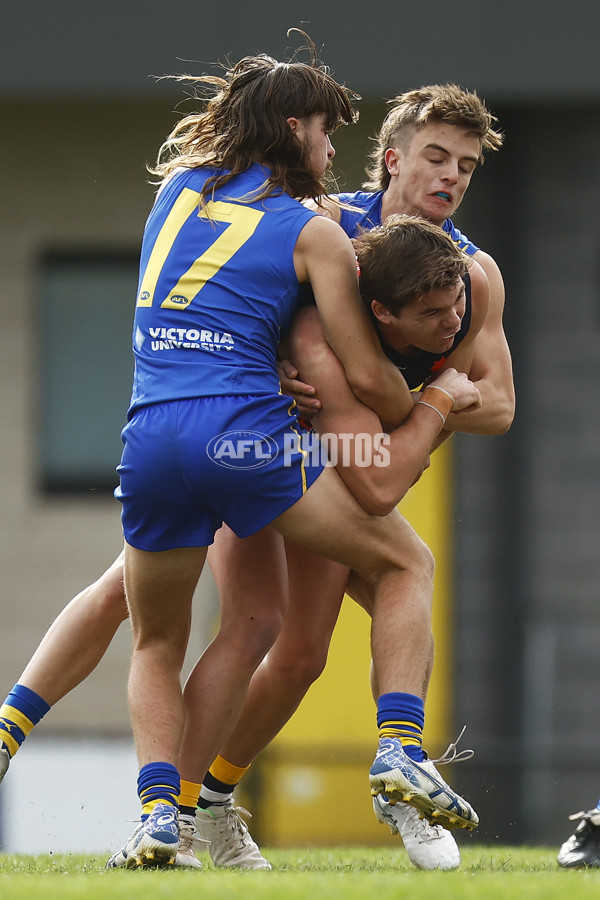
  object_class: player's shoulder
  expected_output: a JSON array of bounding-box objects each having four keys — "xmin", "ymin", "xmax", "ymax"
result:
[
  {"xmin": 294, "ymin": 212, "xmax": 354, "ymax": 279},
  {"xmin": 473, "ymin": 247, "xmax": 501, "ymax": 275},
  {"xmin": 472, "ymin": 248, "xmax": 505, "ymax": 298},
  {"xmin": 468, "ymin": 256, "xmax": 489, "ymax": 289},
  {"xmin": 466, "ymin": 258, "xmax": 490, "ymax": 326},
  {"xmin": 297, "ymin": 210, "xmax": 350, "ymax": 244},
  {"xmin": 302, "ymin": 196, "xmax": 342, "ymax": 222}
]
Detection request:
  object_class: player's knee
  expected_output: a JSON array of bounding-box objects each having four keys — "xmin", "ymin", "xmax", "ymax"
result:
[
  {"xmin": 225, "ymin": 608, "xmax": 284, "ymax": 670},
  {"xmin": 133, "ymin": 626, "xmax": 190, "ymax": 668},
  {"xmin": 95, "ymin": 566, "xmax": 128, "ymax": 621},
  {"xmin": 272, "ymin": 642, "xmax": 328, "ymax": 691},
  {"xmin": 73, "ymin": 558, "xmax": 128, "ymax": 626},
  {"xmin": 378, "ymin": 533, "xmax": 434, "ymax": 585},
  {"xmin": 412, "ymin": 539, "xmax": 435, "ymax": 583},
  {"xmin": 291, "ymin": 649, "xmax": 328, "ymax": 688}
]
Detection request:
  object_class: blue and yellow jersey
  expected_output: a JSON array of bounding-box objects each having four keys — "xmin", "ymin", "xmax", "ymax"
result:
[
  {"xmin": 129, "ymin": 164, "xmax": 316, "ymax": 416},
  {"xmin": 334, "ymin": 189, "xmax": 480, "ymax": 256},
  {"xmin": 332, "ymin": 189, "xmax": 476, "ymax": 386},
  {"xmin": 443, "ymin": 219, "xmax": 479, "ymax": 257}
]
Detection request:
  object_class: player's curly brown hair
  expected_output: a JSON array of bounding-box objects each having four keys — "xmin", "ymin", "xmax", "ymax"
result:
[
  {"xmin": 354, "ymin": 214, "xmax": 468, "ymax": 316},
  {"xmin": 151, "ymin": 30, "xmax": 358, "ymax": 206},
  {"xmin": 364, "ymin": 83, "xmax": 503, "ymax": 192}
]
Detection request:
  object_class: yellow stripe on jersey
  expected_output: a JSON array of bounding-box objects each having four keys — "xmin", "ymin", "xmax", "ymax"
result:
[
  {"xmin": 137, "ymin": 188, "xmax": 202, "ymax": 306},
  {"xmin": 161, "ymin": 202, "xmax": 265, "ymax": 309}
]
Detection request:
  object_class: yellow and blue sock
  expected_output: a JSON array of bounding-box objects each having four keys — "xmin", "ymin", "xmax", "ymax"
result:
[
  {"xmin": 0, "ymin": 684, "xmax": 50, "ymax": 759},
  {"xmin": 197, "ymin": 755, "xmax": 250, "ymax": 809},
  {"xmin": 137, "ymin": 762, "xmax": 180, "ymax": 821},
  {"xmin": 377, "ymin": 691, "xmax": 425, "ymax": 763}
]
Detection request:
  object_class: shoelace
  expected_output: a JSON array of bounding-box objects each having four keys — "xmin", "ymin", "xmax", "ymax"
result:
[
  {"xmin": 215, "ymin": 804, "xmax": 252, "ymax": 825},
  {"xmin": 430, "ymin": 725, "xmax": 475, "ymax": 765},
  {"xmin": 232, "ymin": 805, "xmax": 252, "ymax": 821},
  {"xmin": 226, "ymin": 806, "xmax": 254, "ymax": 839},
  {"xmin": 414, "ymin": 824, "xmax": 447, "ymax": 844},
  {"xmin": 401, "ymin": 808, "xmax": 447, "ymax": 843},
  {"xmin": 179, "ymin": 820, "xmax": 210, "ymax": 850}
]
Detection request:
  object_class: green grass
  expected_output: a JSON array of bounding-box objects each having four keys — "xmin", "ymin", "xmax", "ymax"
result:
[{"xmin": 1, "ymin": 846, "xmax": 599, "ymax": 899}]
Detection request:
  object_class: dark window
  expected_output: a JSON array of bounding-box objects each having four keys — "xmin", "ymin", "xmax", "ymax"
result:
[{"xmin": 38, "ymin": 251, "xmax": 138, "ymax": 493}]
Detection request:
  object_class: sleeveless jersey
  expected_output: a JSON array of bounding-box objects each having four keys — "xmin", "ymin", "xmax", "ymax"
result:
[
  {"xmin": 129, "ymin": 164, "xmax": 316, "ymax": 416},
  {"xmin": 332, "ymin": 189, "xmax": 476, "ymax": 386},
  {"xmin": 335, "ymin": 190, "xmax": 480, "ymax": 256}
]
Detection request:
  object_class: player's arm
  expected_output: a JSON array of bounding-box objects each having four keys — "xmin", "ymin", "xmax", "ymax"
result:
[
  {"xmin": 278, "ymin": 196, "xmax": 342, "ymax": 417},
  {"xmin": 417, "ymin": 259, "xmax": 488, "ymax": 451},
  {"xmin": 293, "ymin": 215, "xmax": 414, "ymax": 430},
  {"xmin": 288, "ymin": 306, "xmax": 480, "ymax": 516},
  {"xmin": 444, "ymin": 251, "xmax": 515, "ymax": 435},
  {"xmin": 432, "ymin": 259, "xmax": 489, "ymax": 380}
]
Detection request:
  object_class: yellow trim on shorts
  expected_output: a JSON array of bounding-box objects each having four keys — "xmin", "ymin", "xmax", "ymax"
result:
[{"xmin": 284, "ymin": 394, "xmax": 308, "ymax": 493}]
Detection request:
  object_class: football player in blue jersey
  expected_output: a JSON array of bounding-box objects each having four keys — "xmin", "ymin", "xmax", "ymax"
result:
[
  {"xmin": 189, "ymin": 219, "xmax": 491, "ymax": 872},
  {"xmin": 108, "ymin": 45, "xmax": 485, "ymax": 869},
  {"xmin": 0, "ymin": 43, "xmax": 481, "ymax": 870},
  {"xmin": 295, "ymin": 83, "xmax": 513, "ymax": 436},
  {"xmin": 186, "ymin": 85, "xmax": 514, "ymax": 871},
  {"xmin": 0, "ymin": 82, "xmax": 501, "ymax": 870}
]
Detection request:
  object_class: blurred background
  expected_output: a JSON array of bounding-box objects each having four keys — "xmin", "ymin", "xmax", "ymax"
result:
[{"xmin": 0, "ymin": 0, "xmax": 599, "ymax": 854}]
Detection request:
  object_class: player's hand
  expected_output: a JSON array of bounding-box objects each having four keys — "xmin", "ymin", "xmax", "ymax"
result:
[
  {"xmin": 277, "ymin": 359, "xmax": 322, "ymax": 417},
  {"xmin": 430, "ymin": 368, "xmax": 482, "ymax": 413}
]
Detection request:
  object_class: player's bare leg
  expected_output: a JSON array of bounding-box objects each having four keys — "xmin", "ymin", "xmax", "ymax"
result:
[
  {"xmin": 211, "ymin": 535, "xmax": 348, "ymax": 770},
  {"xmin": 180, "ymin": 526, "xmax": 289, "ymax": 784},
  {"xmin": 110, "ymin": 544, "xmax": 207, "ymax": 869},
  {"xmin": 270, "ymin": 465, "xmax": 478, "ymax": 832},
  {"xmin": 0, "ymin": 552, "xmax": 128, "ymax": 784},
  {"xmin": 345, "ymin": 573, "xmax": 461, "ymax": 867},
  {"xmin": 180, "ymin": 532, "xmax": 345, "ymax": 869},
  {"xmin": 126, "ymin": 544, "xmax": 208, "ymax": 766},
  {"xmin": 345, "ymin": 566, "xmax": 434, "ymax": 702},
  {"xmin": 19, "ymin": 552, "xmax": 128, "ymax": 705}
]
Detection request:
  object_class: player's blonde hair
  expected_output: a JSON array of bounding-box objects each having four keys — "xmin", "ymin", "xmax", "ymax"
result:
[
  {"xmin": 354, "ymin": 214, "xmax": 468, "ymax": 316},
  {"xmin": 364, "ymin": 83, "xmax": 503, "ymax": 191},
  {"xmin": 150, "ymin": 30, "xmax": 358, "ymax": 206}
]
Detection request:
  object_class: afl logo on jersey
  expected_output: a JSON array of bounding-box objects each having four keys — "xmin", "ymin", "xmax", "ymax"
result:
[
  {"xmin": 207, "ymin": 430, "xmax": 279, "ymax": 469},
  {"xmin": 169, "ymin": 295, "xmax": 189, "ymax": 306}
]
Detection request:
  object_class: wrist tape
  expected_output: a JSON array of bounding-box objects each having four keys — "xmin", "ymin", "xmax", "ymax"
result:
[{"xmin": 417, "ymin": 384, "xmax": 454, "ymax": 424}]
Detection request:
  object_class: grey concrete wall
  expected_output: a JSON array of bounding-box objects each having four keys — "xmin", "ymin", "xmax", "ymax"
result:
[
  {"xmin": 454, "ymin": 102, "xmax": 600, "ymax": 844},
  {"xmin": 0, "ymin": 99, "xmax": 219, "ymax": 733},
  {"xmin": 2, "ymin": 0, "xmax": 599, "ymax": 101}
]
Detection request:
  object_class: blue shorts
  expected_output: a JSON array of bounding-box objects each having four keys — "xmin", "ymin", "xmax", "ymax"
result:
[{"xmin": 115, "ymin": 394, "xmax": 325, "ymax": 551}]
